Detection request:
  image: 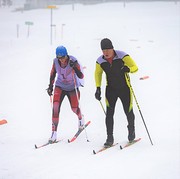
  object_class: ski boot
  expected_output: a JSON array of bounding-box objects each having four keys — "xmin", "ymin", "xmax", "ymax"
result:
[
  {"xmin": 78, "ymin": 118, "xmax": 85, "ymax": 130},
  {"xmin": 48, "ymin": 131, "xmax": 57, "ymax": 144},
  {"xmin": 128, "ymin": 125, "xmax": 135, "ymax": 142},
  {"xmin": 104, "ymin": 135, "xmax": 114, "ymax": 148}
]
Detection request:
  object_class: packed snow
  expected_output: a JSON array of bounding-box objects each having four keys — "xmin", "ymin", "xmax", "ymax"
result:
[{"xmin": 0, "ymin": 1, "xmax": 180, "ymax": 179}]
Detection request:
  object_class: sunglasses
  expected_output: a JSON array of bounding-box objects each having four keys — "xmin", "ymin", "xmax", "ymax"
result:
[{"xmin": 57, "ymin": 56, "xmax": 66, "ymax": 60}]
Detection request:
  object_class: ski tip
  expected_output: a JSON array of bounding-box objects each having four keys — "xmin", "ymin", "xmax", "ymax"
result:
[
  {"xmin": 68, "ymin": 137, "xmax": 76, "ymax": 143},
  {"xmin": 136, "ymin": 138, "xmax": 141, "ymax": 141},
  {"xmin": 68, "ymin": 139, "xmax": 74, "ymax": 143},
  {"xmin": 120, "ymin": 145, "xmax": 123, "ymax": 150},
  {"xmin": 35, "ymin": 144, "xmax": 38, "ymax": 149},
  {"xmin": 93, "ymin": 150, "xmax": 96, "ymax": 155}
]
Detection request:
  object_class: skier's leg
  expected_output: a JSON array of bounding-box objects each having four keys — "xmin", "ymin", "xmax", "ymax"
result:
[
  {"xmin": 120, "ymin": 86, "xmax": 135, "ymax": 141},
  {"xmin": 67, "ymin": 89, "xmax": 84, "ymax": 128},
  {"xmin": 104, "ymin": 86, "xmax": 118, "ymax": 146},
  {"xmin": 49, "ymin": 87, "xmax": 65, "ymax": 143},
  {"xmin": 52, "ymin": 87, "xmax": 65, "ymax": 132}
]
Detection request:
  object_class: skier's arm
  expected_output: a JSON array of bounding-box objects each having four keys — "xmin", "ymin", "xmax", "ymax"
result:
[
  {"xmin": 71, "ymin": 61, "xmax": 84, "ymax": 79},
  {"xmin": 123, "ymin": 55, "xmax": 138, "ymax": 73},
  {"xmin": 49, "ymin": 63, "xmax": 56, "ymax": 86},
  {"xmin": 94, "ymin": 62, "xmax": 103, "ymax": 101},
  {"xmin": 95, "ymin": 62, "xmax": 103, "ymax": 87},
  {"xmin": 47, "ymin": 63, "xmax": 56, "ymax": 96}
]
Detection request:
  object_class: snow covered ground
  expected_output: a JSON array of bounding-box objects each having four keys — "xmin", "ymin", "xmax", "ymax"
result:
[{"xmin": 0, "ymin": 1, "xmax": 180, "ymax": 179}]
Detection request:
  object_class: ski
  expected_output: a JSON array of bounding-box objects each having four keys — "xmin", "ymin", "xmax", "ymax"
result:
[
  {"xmin": 35, "ymin": 121, "xmax": 91, "ymax": 148},
  {"xmin": 93, "ymin": 143, "xmax": 119, "ymax": 155},
  {"xmin": 120, "ymin": 138, "xmax": 141, "ymax": 149},
  {"xmin": 68, "ymin": 121, "xmax": 91, "ymax": 143},
  {"xmin": 35, "ymin": 139, "xmax": 62, "ymax": 149},
  {"xmin": 93, "ymin": 138, "xmax": 141, "ymax": 154}
]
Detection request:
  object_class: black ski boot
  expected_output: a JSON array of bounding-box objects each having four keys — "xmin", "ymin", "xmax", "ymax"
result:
[
  {"xmin": 128, "ymin": 125, "xmax": 135, "ymax": 142},
  {"xmin": 104, "ymin": 135, "xmax": 114, "ymax": 148}
]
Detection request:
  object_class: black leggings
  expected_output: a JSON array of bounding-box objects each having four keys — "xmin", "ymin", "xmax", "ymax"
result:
[{"xmin": 105, "ymin": 85, "xmax": 135, "ymax": 136}]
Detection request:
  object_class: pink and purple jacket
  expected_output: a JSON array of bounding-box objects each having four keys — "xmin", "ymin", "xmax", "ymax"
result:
[{"xmin": 49, "ymin": 55, "xmax": 84, "ymax": 91}]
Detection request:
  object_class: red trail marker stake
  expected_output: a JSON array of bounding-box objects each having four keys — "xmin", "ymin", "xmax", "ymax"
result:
[
  {"xmin": 0, "ymin": 119, "xmax": 7, "ymax": 125},
  {"xmin": 140, "ymin": 76, "xmax": 149, "ymax": 80}
]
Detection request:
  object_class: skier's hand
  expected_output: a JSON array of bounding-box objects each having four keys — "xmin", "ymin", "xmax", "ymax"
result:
[
  {"xmin": 46, "ymin": 85, "xmax": 53, "ymax": 96},
  {"xmin": 95, "ymin": 87, "xmax": 101, "ymax": 101},
  {"xmin": 69, "ymin": 60, "xmax": 75, "ymax": 68},
  {"xmin": 121, "ymin": 66, "xmax": 130, "ymax": 73},
  {"xmin": 70, "ymin": 60, "xmax": 83, "ymax": 78}
]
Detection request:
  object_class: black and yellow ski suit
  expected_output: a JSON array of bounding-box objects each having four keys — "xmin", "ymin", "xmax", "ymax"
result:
[{"xmin": 95, "ymin": 50, "xmax": 138, "ymax": 138}]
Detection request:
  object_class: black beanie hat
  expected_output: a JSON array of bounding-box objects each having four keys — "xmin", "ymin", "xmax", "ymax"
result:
[{"xmin": 100, "ymin": 38, "xmax": 114, "ymax": 50}]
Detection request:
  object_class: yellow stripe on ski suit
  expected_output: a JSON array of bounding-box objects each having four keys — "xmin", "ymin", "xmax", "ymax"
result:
[{"xmin": 94, "ymin": 55, "xmax": 138, "ymax": 112}]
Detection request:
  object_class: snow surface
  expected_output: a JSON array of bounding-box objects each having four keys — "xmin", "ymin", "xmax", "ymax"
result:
[{"xmin": 0, "ymin": 1, "xmax": 180, "ymax": 179}]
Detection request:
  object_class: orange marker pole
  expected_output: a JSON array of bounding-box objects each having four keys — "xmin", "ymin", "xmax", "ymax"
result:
[
  {"xmin": 140, "ymin": 76, "xmax": 149, "ymax": 80},
  {"xmin": 0, "ymin": 119, "xmax": 7, "ymax": 125}
]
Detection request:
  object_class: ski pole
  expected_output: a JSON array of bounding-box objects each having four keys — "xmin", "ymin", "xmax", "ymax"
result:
[
  {"xmin": 72, "ymin": 71, "xmax": 90, "ymax": 142},
  {"xmin": 99, "ymin": 100, "xmax": 106, "ymax": 115},
  {"xmin": 50, "ymin": 95, "xmax": 53, "ymax": 109},
  {"xmin": 126, "ymin": 73, "xmax": 153, "ymax": 145}
]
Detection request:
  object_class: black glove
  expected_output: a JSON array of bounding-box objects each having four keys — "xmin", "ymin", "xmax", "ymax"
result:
[
  {"xmin": 46, "ymin": 84, "xmax": 53, "ymax": 96},
  {"xmin": 69, "ymin": 60, "xmax": 75, "ymax": 68},
  {"xmin": 70, "ymin": 60, "xmax": 83, "ymax": 78},
  {"xmin": 95, "ymin": 87, "xmax": 101, "ymax": 101},
  {"xmin": 121, "ymin": 66, "xmax": 130, "ymax": 73}
]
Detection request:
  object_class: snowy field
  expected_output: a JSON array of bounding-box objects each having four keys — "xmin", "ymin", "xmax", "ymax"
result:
[{"xmin": 0, "ymin": 1, "xmax": 180, "ymax": 179}]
